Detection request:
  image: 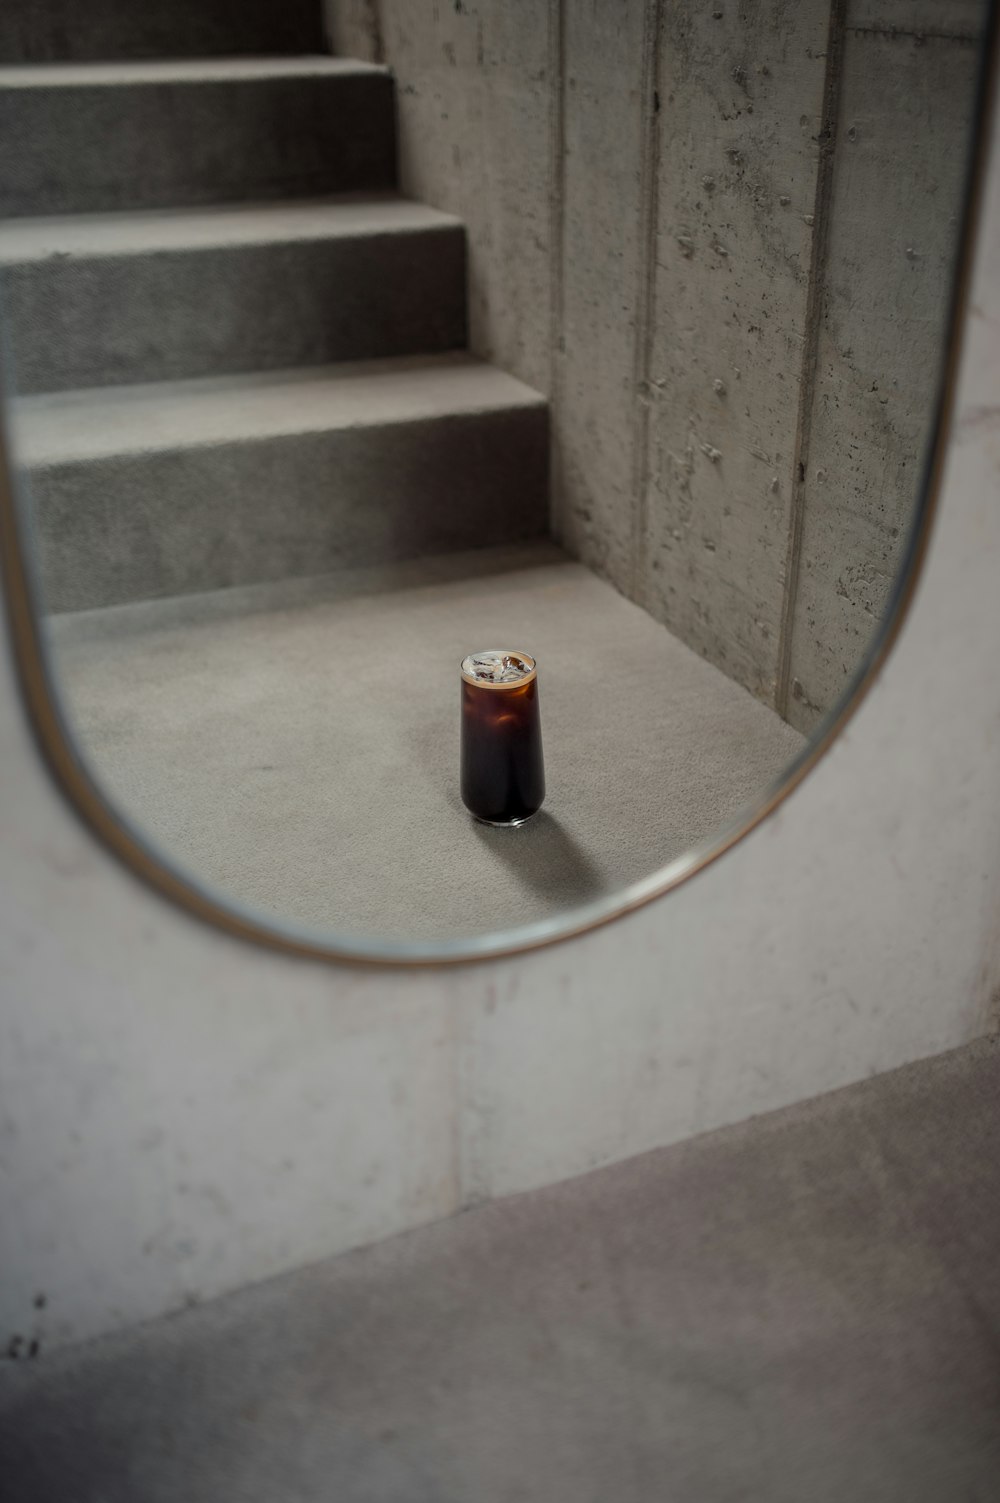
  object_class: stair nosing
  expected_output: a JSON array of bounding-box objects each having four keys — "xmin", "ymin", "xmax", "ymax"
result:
[
  {"xmin": 13, "ymin": 357, "xmax": 548, "ymax": 468},
  {"xmin": 0, "ymin": 56, "xmax": 390, "ymax": 88},
  {"xmin": 0, "ymin": 196, "xmax": 464, "ymax": 264}
]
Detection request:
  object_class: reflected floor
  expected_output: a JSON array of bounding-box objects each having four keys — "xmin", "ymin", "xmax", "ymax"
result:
[{"xmin": 48, "ymin": 542, "xmax": 805, "ymax": 943}]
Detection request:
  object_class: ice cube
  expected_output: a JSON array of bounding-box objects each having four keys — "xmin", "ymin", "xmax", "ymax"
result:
[{"xmin": 462, "ymin": 650, "xmax": 534, "ymax": 684}]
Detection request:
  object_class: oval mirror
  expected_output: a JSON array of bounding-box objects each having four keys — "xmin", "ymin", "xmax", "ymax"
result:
[{"xmin": 0, "ymin": 0, "xmax": 994, "ymax": 962}]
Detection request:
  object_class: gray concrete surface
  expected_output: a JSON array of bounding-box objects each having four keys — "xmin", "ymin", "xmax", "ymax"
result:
[
  {"xmin": 329, "ymin": 0, "xmax": 987, "ymax": 722},
  {"xmin": 785, "ymin": 5, "xmax": 985, "ymax": 730},
  {"xmin": 4, "ymin": 1, "xmax": 981, "ymax": 721},
  {"xmin": 0, "ymin": 196, "xmax": 466, "ymax": 394},
  {"xmin": 642, "ymin": 1, "xmax": 829, "ymax": 704},
  {"xmin": 17, "ymin": 357, "xmax": 548, "ymax": 610},
  {"xmin": 0, "ymin": 0, "xmax": 324, "ymax": 62},
  {"xmin": 2, "ymin": 1034, "xmax": 998, "ymax": 1502},
  {"xmin": 0, "ymin": 58, "xmax": 395, "ymax": 217},
  {"xmin": 554, "ymin": 0, "xmax": 655, "ymax": 598},
  {"xmin": 328, "ymin": 0, "xmax": 555, "ymax": 397},
  {"xmin": 46, "ymin": 544, "xmax": 804, "ymax": 943}
]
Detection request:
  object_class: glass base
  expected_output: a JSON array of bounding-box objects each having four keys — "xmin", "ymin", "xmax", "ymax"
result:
[{"xmin": 472, "ymin": 809, "xmax": 541, "ymax": 829}]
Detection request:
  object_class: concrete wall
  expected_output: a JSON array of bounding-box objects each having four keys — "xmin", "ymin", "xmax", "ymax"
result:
[
  {"xmin": 0, "ymin": 5, "xmax": 996, "ymax": 1363},
  {"xmin": 328, "ymin": 0, "xmax": 554, "ymax": 394},
  {"xmin": 784, "ymin": 0, "xmax": 986, "ymax": 729},
  {"xmin": 641, "ymin": 1, "xmax": 829, "ymax": 703},
  {"xmin": 3, "ymin": 71, "xmax": 1000, "ymax": 1349},
  {"xmin": 326, "ymin": 0, "xmax": 985, "ymax": 722}
]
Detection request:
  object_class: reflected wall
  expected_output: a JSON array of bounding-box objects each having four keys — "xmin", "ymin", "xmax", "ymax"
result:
[
  {"xmin": 0, "ymin": 0, "xmax": 987, "ymax": 954},
  {"xmin": 329, "ymin": 0, "xmax": 986, "ymax": 728}
]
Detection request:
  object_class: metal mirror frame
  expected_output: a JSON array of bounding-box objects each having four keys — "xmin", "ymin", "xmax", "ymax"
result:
[{"xmin": 1, "ymin": 12, "xmax": 996, "ymax": 968}]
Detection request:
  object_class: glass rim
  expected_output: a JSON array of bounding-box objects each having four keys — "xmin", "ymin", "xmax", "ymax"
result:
[{"xmin": 460, "ymin": 650, "xmax": 538, "ymax": 689}]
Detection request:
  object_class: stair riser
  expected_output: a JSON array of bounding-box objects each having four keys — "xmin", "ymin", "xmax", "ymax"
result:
[
  {"xmin": 0, "ymin": 73, "xmax": 395, "ymax": 218},
  {"xmin": 2, "ymin": 229, "xmax": 467, "ymax": 393},
  {"xmin": 27, "ymin": 409, "xmax": 550, "ymax": 611},
  {"xmin": 0, "ymin": 0, "xmax": 325, "ymax": 62}
]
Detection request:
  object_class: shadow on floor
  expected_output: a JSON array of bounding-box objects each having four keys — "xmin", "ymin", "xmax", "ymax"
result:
[
  {"xmin": 470, "ymin": 809, "xmax": 608, "ymax": 905},
  {"xmin": 3, "ymin": 1041, "xmax": 999, "ymax": 1503}
]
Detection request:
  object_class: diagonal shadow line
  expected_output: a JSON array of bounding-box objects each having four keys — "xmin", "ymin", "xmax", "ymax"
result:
[{"xmin": 468, "ymin": 808, "xmax": 608, "ymax": 905}]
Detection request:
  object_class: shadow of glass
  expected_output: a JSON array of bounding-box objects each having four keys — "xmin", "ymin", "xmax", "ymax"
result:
[{"xmin": 470, "ymin": 809, "xmax": 608, "ymax": 905}]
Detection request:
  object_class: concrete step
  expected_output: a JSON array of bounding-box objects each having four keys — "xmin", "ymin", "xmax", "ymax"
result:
[
  {"xmin": 0, "ymin": 0, "xmax": 325, "ymax": 63},
  {"xmin": 14, "ymin": 355, "xmax": 550, "ymax": 611},
  {"xmin": 1, "ymin": 1039, "xmax": 996, "ymax": 1500},
  {"xmin": 0, "ymin": 196, "xmax": 467, "ymax": 393},
  {"xmin": 0, "ymin": 57, "xmax": 395, "ymax": 218}
]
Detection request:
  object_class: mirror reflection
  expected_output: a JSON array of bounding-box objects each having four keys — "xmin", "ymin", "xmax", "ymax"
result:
[{"xmin": 0, "ymin": 1, "xmax": 988, "ymax": 949}]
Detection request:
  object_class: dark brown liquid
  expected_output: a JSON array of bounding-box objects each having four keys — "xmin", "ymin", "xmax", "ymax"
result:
[{"xmin": 461, "ymin": 674, "xmax": 545, "ymax": 824}]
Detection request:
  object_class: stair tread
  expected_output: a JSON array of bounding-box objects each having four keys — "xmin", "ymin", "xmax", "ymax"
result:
[
  {"xmin": 13, "ymin": 355, "xmax": 547, "ymax": 465},
  {"xmin": 0, "ymin": 55, "xmax": 387, "ymax": 88},
  {"xmin": 0, "ymin": 194, "xmax": 460, "ymax": 262}
]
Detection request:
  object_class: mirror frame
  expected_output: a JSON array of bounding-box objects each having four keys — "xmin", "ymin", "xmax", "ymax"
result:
[{"xmin": 1, "ymin": 14, "xmax": 996, "ymax": 968}]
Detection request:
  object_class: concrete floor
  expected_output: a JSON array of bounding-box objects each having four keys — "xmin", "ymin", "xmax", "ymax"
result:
[
  {"xmin": 47, "ymin": 543, "xmax": 804, "ymax": 943},
  {"xmin": 2, "ymin": 1036, "xmax": 998, "ymax": 1502}
]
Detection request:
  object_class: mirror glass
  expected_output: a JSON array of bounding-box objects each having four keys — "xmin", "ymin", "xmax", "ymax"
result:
[{"xmin": 0, "ymin": 1, "xmax": 990, "ymax": 955}]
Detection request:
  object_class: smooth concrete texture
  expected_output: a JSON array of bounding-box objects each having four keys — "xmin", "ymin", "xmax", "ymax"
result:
[
  {"xmin": 46, "ymin": 545, "xmax": 804, "ymax": 940},
  {"xmin": 329, "ymin": 0, "xmax": 988, "ymax": 720},
  {"xmin": 785, "ymin": 5, "xmax": 986, "ymax": 731},
  {"xmin": 0, "ymin": 196, "xmax": 466, "ymax": 393},
  {"xmin": 0, "ymin": 58, "xmax": 395, "ymax": 217},
  {"xmin": 13, "ymin": 353, "xmax": 544, "ymax": 466},
  {"xmin": 2, "ymin": 1038, "xmax": 999, "ymax": 1502},
  {"xmin": 0, "ymin": 0, "xmax": 324, "ymax": 63},
  {"xmin": 17, "ymin": 358, "xmax": 548, "ymax": 609}
]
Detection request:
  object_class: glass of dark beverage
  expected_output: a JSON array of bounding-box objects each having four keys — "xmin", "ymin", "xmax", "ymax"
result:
[{"xmin": 460, "ymin": 650, "xmax": 545, "ymax": 826}]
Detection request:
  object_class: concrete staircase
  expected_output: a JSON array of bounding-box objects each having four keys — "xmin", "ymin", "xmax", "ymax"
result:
[
  {"xmin": 0, "ymin": 13, "xmax": 548, "ymax": 611},
  {"xmin": 0, "ymin": 0, "xmax": 327, "ymax": 64}
]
